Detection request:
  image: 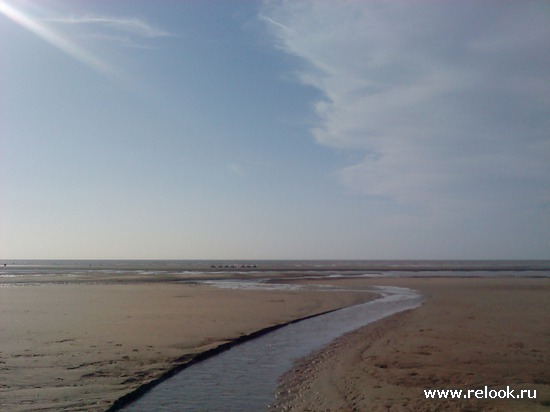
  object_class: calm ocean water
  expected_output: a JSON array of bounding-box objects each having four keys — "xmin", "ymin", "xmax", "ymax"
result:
[{"xmin": 1, "ymin": 259, "xmax": 549, "ymax": 280}]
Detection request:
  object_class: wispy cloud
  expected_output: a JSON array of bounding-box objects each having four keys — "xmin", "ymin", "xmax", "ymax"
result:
[
  {"xmin": 262, "ymin": 0, "xmax": 550, "ymax": 214},
  {"xmin": 258, "ymin": 15, "xmax": 293, "ymax": 35},
  {"xmin": 0, "ymin": 0, "xmax": 172, "ymax": 79},
  {"xmin": 0, "ymin": 0, "xmax": 116, "ymax": 78},
  {"xmin": 45, "ymin": 15, "xmax": 172, "ymax": 39}
]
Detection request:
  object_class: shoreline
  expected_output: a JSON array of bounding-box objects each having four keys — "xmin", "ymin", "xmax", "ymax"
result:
[{"xmin": 273, "ymin": 277, "xmax": 550, "ymax": 411}]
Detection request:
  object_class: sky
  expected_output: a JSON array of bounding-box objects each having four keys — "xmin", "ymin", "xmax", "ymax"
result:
[{"xmin": 1, "ymin": 0, "xmax": 549, "ymax": 260}]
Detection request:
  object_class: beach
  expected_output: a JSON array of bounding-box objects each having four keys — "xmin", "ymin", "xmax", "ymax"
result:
[
  {"xmin": 274, "ymin": 277, "xmax": 550, "ymax": 411},
  {"xmin": 0, "ymin": 274, "xmax": 371, "ymax": 412},
  {"xmin": 1, "ymin": 265, "xmax": 549, "ymax": 411}
]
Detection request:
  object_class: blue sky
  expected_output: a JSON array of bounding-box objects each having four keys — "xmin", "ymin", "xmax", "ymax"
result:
[{"xmin": 1, "ymin": 0, "xmax": 549, "ymax": 259}]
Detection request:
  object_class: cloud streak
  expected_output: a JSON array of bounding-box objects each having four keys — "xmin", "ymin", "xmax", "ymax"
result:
[
  {"xmin": 262, "ymin": 1, "xmax": 550, "ymax": 214},
  {"xmin": 45, "ymin": 15, "xmax": 172, "ymax": 39},
  {"xmin": 0, "ymin": 0, "xmax": 115, "ymax": 78}
]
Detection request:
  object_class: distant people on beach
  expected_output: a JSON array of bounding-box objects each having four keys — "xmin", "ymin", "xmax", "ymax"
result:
[{"xmin": 210, "ymin": 264, "xmax": 257, "ymax": 269}]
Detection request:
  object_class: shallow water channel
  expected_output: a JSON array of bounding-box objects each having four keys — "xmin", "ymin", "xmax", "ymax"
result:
[{"xmin": 120, "ymin": 285, "xmax": 423, "ymax": 412}]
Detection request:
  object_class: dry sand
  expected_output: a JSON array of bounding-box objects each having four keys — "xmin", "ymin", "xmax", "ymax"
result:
[
  {"xmin": 274, "ymin": 277, "xmax": 550, "ymax": 411},
  {"xmin": 0, "ymin": 280, "xmax": 371, "ymax": 411}
]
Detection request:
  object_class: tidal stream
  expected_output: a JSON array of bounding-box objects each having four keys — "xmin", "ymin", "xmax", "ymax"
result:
[{"xmin": 120, "ymin": 285, "xmax": 423, "ymax": 411}]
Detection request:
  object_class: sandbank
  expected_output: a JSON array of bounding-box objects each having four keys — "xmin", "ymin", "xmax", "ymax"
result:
[
  {"xmin": 274, "ymin": 277, "xmax": 550, "ymax": 411},
  {"xmin": 0, "ymin": 278, "xmax": 371, "ymax": 411},
  {"xmin": 2, "ymin": 273, "xmax": 549, "ymax": 411}
]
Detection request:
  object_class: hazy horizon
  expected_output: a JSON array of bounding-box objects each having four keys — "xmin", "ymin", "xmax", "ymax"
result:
[{"xmin": 2, "ymin": 1, "xmax": 549, "ymax": 260}]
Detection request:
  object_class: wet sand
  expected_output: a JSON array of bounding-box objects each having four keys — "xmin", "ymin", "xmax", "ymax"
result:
[
  {"xmin": 0, "ymin": 278, "xmax": 371, "ymax": 412},
  {"xmin": 274, "ymin": 277, "xmax": 550, "ymax": 411},
  {"xmin": 2, "ymin": 275, "xmax": 549, "ymax": 411}
]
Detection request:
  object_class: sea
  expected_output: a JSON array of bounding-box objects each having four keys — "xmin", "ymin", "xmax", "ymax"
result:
[{"xmin": 1, "ymin": 259, "xmax": 550, "ymax": 283}]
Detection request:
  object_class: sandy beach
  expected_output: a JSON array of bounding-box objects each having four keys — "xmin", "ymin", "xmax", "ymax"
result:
[
  {"xmin": 1, "ymin": 272, "xmax": 549, "ymax": 411},
  {"xmin": 0, "ymin": 276, "xmax": 371, "ymax": 411},
  {"xmin": 274, "ymin": 277, "xmax": 550, "ymax": 411}
]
